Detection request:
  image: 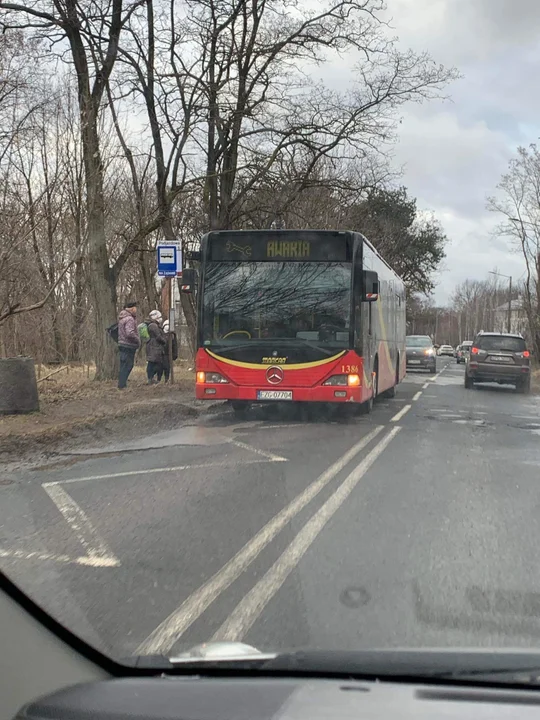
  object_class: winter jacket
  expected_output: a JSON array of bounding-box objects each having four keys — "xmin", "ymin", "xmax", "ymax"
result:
[
  {"xmin": 146, "ymin": 319, "xmax": 167, "ymax": 362},
  {"xmin": 118, "ymin": 309, "xmax": 140, "ymax": 349},
  {"xmin": 162, "ymin": 332, "xmax": 178, "ymax": 370}
]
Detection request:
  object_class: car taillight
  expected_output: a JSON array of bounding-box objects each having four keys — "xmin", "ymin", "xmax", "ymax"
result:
[
  {"xmin": 471, "ymin": 347, "xmax": 479, "ymax": 354},
  {"xmin": 523, "ymin": 350, "xmax": 530, "ymax": 358}
]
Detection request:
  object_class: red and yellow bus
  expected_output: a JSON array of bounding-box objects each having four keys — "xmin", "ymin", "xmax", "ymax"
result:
[{"xmin": 191, "ymin": 230, "xmax": 406, "ymax": 414}]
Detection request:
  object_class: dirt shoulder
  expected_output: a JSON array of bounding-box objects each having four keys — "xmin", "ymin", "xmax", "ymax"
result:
[
  {"xmin": 533, "ymin": 367, "xmax": 540, "ymax": 394},
  {"xmin": 0, "ymin": 363, "xmax": 223, "ymax": 465}
]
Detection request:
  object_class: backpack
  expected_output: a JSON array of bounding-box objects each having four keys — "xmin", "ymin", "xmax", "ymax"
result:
[
  {"xmin": 138, "ymin": 322, "xmax": 150, "ymax": 342},
  {"xmin": 106, "ymin": 323, "xmax": 119, "ymax": 343}
]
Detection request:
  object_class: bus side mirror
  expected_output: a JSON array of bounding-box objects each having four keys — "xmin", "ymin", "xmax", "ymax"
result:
[
  {"xmin": 181, "ymin": 268, "xmax": 197, "ymax": 294},
  {"xmin": 362, "ymin": 271, "xmax": 379, "ymax": 302}
]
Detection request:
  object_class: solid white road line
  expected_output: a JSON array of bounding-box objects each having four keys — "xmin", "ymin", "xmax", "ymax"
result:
[
  {"xmin": 0, "ymin": 547, "xmax": 118, "ymax": 567},
  {"xmin": 390, "ymin": 404, "xmax": 411, "ymax": 423},
  {"xmin": 412, "ymin": 391, "xmax": 422, "ymax": 402},
  {"xmin": 229, "ymin": 439, "xmax": 287, "ymax": 462},
  {"xmin": 52, "ymin": 459, "xmax": 285, "ymax": 486},
  {"xmin": 212, "ymin": 426, "xmax": 402, "ymax": 642},
  {"xmin": 135, "ymin": 425, "xmax": 385, "ymax": 655},
  {"xmin": 42, "ymin": 484, "xmax": 120, "ymax": 566}
]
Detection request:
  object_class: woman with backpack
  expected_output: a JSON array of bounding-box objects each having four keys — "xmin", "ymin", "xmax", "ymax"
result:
[{"xmin": 145, "ymin": 310, "xmax": 167, "ymax": 384}]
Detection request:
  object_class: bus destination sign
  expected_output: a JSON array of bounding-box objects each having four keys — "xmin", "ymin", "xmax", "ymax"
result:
[{"xmin": 207, "ymin": 232, "xmax": 350, "ymax": 262}]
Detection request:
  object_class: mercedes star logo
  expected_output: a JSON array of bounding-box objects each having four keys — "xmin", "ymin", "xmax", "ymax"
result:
[{"xmin": 266, "ymin": 366, "xmax": 284, "ymax": 385}]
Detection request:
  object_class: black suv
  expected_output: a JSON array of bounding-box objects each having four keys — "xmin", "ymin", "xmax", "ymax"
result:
[
  {"xmin": 464, "ymin": 332, "xmax": 531, "ymax": 393},
  {"xmin": 406, "ymin": 335, "xmax": 437, "ymax": 373}
]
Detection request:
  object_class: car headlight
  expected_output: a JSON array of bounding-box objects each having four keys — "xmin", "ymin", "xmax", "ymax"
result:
[
  {"xmin": 424, "ymin": 348, "xmax": 434, "ymax": 356},
  {"xmin": 197, "ymin": 371, "xmax": 229, "ymax": 384}
]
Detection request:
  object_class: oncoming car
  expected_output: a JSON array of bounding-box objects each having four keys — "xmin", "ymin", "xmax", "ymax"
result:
[
  {"xmin": 406, "ymin": 335, "xmax": 436, "ymax": 373},
  {"xmin": 464, "ymin": 332, "xmax": 531, "ymax": 393}
]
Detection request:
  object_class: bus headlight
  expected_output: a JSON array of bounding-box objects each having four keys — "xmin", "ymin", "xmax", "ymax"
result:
[
  {"xmin": 323, "ymin": 374, "xmax": 348, "ymax": 386},
  {"xmin": 197, "ymin": 371, "xmax": 229, "ymax": 384},
  {"xmin": 323, "ymin": 374, "xmax": 360, "ymax": 387}
]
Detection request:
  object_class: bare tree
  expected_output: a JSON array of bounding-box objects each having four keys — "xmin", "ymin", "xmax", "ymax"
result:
[
  {"xmin": 0, "ymin": 0, "xmax": 145, "ymax": 378},
  {"xmin": 162, "ymin": 0, "xmax": 458, "ymax": 231},
  {"xmin": 488, "ymin": 144, "xmax": 540, "ymax": 357}
]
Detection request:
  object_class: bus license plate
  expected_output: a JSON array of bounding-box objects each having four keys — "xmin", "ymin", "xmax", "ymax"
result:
[{"xmin": 257, "ymin": 390, "xmax": 293, "ymax": 400}]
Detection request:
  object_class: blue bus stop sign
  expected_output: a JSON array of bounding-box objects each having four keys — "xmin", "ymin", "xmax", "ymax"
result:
[{"xmin": 157, "ymin": 245, "xmax": 177, "ymax": 276}]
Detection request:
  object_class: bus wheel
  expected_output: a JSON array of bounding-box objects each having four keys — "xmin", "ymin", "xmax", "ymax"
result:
[
  {"xmin": 231, "ymin": 401, "xmax": 250, "ymax": 417},
  {"xmin": 384, "ymin": 364, "xmax": 400, "ymax": 398},
  {"xmin": 372, "ymin": 359, "xmax": 379, "ymax": 402},
  {"xmin": 358, "ymin": 369, "xmax": 377, "ymax": 415},
  {"xmin": 357, "ymin": 398, "xmax": 372, "ymax": 415}
]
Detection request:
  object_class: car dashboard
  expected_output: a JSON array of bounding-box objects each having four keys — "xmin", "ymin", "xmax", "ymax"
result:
[{"xmin": 15, "ymin": 675, "xmax": 540, "ymax": 720}]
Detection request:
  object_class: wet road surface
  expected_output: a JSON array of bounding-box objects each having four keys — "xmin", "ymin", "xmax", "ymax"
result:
[{"xmin": 2, "ymin": 357, "xmax": 540, "ymax": 659}]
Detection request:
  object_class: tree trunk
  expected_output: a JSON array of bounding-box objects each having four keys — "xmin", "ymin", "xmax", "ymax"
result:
[
  {"xmin": 179, "ymin": 286, "xmax": 196, "ymax": 360},
  {"xmin": 82, "ymin": 120, "xmax": 118, "ymax": 380},
  {"xmin": 139, "ymin": 248, "xmax": 158, "ymax": 309},
  {"xmin": 51, "ymin": 302, "xmax": 64, "ymax": 362},
  {"xmin": 71, "ymin": 255, "xmax": 85, "ymax": 362}
]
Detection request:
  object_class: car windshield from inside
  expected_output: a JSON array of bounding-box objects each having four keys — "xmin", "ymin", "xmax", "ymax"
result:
[
  {"xmin": 202, "ymin": 261, "xmax": 351, "ymax": 347},
  {"xmin": 5, "ymin": 0, "xmax": 540, "ymax": 694},
  {"xmin": 406, "ymin": 336, "xmax": 433, "ymax": 348},
  {"xmin": 476, "ymin": 335, "xmax": 526, "ymax": 352}
]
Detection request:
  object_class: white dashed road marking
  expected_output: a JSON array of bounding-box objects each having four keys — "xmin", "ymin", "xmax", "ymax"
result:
[
  {"xmin": 413, "ymin": 391, "xmax": 422, "ymax": 402},
  {"xmin": 391, "ymin": 404, "xmax": 411, "ymax": 423}
]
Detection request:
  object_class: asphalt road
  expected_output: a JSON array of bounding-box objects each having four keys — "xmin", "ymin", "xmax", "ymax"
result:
[{"xmin": 2, "ymin": 357, "xmax": 540, "ymax": 660}]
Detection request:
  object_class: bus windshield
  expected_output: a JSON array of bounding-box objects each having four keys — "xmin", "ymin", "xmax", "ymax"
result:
[{"xmin": 202, "ymin": 261, "xmax": 351, "ymax": 347}]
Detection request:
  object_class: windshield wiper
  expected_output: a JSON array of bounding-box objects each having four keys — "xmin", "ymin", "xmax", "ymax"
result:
[{"xmin": 276, "ymin": 338, "xmax": 340, "ymax": 356}]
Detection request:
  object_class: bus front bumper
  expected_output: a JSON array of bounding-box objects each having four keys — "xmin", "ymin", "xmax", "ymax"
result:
[{"xmin": 196, "ymin": 384, "xmax": 364, "ymax": 403}]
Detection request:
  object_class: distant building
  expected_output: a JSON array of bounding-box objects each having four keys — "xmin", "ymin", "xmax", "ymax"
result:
[{"xmin": 493, "ymin": 298, "xmax": 529, "ymax": 337}]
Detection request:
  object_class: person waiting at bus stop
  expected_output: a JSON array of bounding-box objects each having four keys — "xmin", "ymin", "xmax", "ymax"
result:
[
  {"xmin": 158, "ymin": 320, "xmax": 178, "ymax": 383},
  {"xmin": 117, "ymin": 300, "xmax": 140, "ymax": 390},
  {"xmin": 145, "ymin": 310, "xmax": 167, "ymax": 384}
]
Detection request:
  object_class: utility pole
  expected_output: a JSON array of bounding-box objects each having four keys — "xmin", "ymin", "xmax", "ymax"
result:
[
  {"xmin": 507, "ymin": 275, "xmax": 512, "ymax": 333},
  {"xmin": 168, "ymin": 276, "xmax": 174, "ymax": 384}
]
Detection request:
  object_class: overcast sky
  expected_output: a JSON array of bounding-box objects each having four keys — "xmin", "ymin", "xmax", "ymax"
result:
[{"xmin": 384, "ymin": 0, "xmax": 539, "ymax": 303}]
